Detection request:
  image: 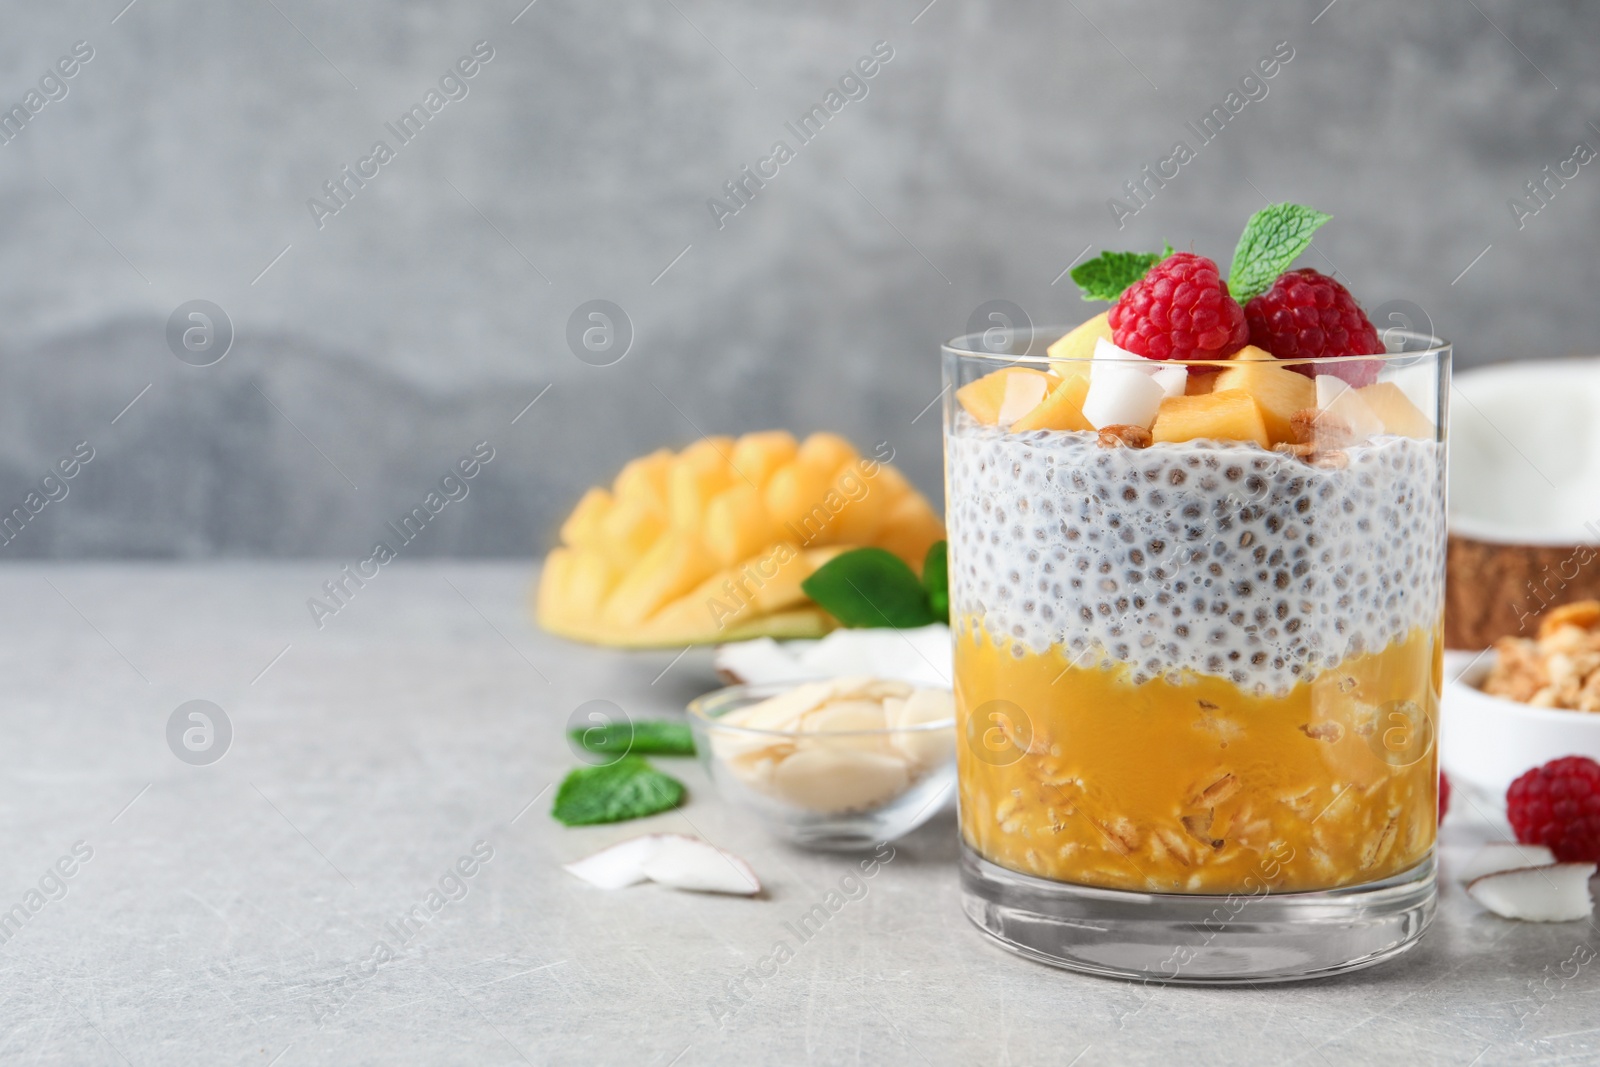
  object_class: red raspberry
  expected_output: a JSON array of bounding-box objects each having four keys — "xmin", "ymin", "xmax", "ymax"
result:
[
  {"xmin": 1439, "ymin": 771, "xmax": 1450, "ymax": 824},
  {"xmin": 1507, "ymin": 756, "xmax": 1600, "ymax": 862},
  {"xmin": 1243, "ymin": 269, "xmax": 1383, "ymax": 387},
  {"xmin": 1108, "ymin": 252, "xmax": 1248, "ymax": 362}
]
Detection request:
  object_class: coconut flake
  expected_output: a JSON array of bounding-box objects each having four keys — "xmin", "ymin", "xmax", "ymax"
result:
[
  {"xmin": 713, "ymin": 637, "xmax": 811, "ymax": 686},
  {"xmin": 563, "ymin": 834, "xmax": 670, "ymax": 890},
  {"xmin": 1090, "ymin": 337, "xmax": 1144, "ymax": 379},
  {"xmin": 1466, "ymin": 863, "xmax": 1596, "ymax": 921},
  {"xmin": 1083, "ymin": 364, "xmax": 1166, "ymax": 430},
  {"xmin": 715, "ymin": 626, "xmax": 953, "ymax": 689},
  {"xmin": 1457, "ymin": 842, "xmax": 1558, "ymax": 884},
  {"xmin": 720, "ymin": 680, "xmax": 836, "ymax": 736},
  {"xmin": 1149, "ymin": 363, "xmax": 1188, "ymax": 398},
  {"xmin": 768, "ymin": 746, "xmax": 911, "ymax": 814},
  {"xmin": 638, "ymin": 835, "xmax": 762, "ymax": 895},
  {"xmin": 793, "ymin": 625, "xmax": 952, "ymax": 687},
  {"xmin": 565, "ymin": 834, "xmax": 762, "ymax": 896},
  {"xmin": 1089, "ymin": 338, "xmax": 1185, "ymax": 397},
  {"xmin": 887, "ymin": 688, "xmax": 957, "ymax": 769},
  {"xmin": 997, "ymin": 372, "xmax": 1051, "ymax": 427}
]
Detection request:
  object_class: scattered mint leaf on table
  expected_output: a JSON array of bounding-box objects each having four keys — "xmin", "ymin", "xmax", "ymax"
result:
[
  {"xmin": 1070, "ymin": 246, "xmax": 1171, "ymax": 302},
  {"xmin": 801, "ymin": 547, "xmax": 935, "ymax": 629},
  {"xmin": 1226, "ymin": 203, "xmax": 1332, "ymax": 303},
  {"xmin": 552, "ymin": 756, "xmax": 685, "ymax": 826},
  {"xmin": 922, "ymin": 541, "xmax": 949, "ymax": 624},
  {"xmin": 569, "ymin": 720, "xmax": 695, "ymax": 756}
]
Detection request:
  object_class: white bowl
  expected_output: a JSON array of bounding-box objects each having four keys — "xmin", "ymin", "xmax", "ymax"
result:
[{"xmin": 1441, "ymin": 650, "xmax": 1600, "ymax": 807}]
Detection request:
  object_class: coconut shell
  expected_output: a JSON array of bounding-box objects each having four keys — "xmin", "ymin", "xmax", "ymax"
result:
[{"xmin": 1446, "ymin": 533, "xmax": 1600, "ymax": 649}]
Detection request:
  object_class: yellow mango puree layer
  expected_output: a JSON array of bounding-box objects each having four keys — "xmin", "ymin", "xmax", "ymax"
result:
[{"xmin": 956, "ymin": 623, "xmax": 1441, "ymax": 894}]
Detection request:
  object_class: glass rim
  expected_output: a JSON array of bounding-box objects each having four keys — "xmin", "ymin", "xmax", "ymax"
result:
[
  {"xmin": 941, "ymin": 325, "xmax": 1450, "ymax": 370},
  {"xmin": 687, "ymin": 682, "xmax": 954, "ymax": 739}
]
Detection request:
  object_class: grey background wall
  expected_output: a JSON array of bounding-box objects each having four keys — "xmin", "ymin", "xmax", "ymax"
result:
[{"xmin": 1, "ymin": 0, "xmax": 1594, "ymax": 558}]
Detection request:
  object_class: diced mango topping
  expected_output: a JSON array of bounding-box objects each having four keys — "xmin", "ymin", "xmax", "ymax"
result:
[
  {"xmin": 1150, "ymin": 389, "xmax": 1270, "ymax": 449},
  {"xmin": 1213, "ymin": 357, "xmax": 1317, "ymax": 445},
  {"xmin": 1357, "ymin": 382, "xmax": 1434, "ymax": 438},
  {"xmin": 1011, "ymin": 374, "xmax": 1092, "ymax": 432},
  {"xmin": 965, "ymin": 321, "xmax": 1421, "ymax": 452},
  {"xmin": 955, "ymin": 367, "xmax": 1056, "ymax": 426},
  {"xmin": 1045, "ymin": 311, "xmax": 1113, "ymax": 366}
]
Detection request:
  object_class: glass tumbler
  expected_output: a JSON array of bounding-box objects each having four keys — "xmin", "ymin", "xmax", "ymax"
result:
[{"xmin": 943, "ymin": 324, "xmax": 1449, "ymax": 983}]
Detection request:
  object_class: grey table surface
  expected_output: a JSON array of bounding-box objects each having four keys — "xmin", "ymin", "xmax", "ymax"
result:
[{"xmin": 1, "ymin": 561, "xmax": 1593, "ymax": 1066}]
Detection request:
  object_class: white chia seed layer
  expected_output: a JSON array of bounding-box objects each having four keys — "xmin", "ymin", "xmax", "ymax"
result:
[{"xmin": 945, "ymin": 419, "xmax": 1446, "ymax": 695}]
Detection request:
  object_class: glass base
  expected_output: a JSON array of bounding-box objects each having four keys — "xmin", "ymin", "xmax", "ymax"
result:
[{"xmin": 960, "ymin": 844, "xmax": 1435, "ymax": 984}]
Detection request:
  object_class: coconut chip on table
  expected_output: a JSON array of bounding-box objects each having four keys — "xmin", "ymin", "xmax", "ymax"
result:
[
  {"xmin": 713, "ymin": 624, "xmax": 953, "ymax": 689},
  {"xmin": 1466, "ymin": 863, "xmax": 1596, "ymax": 922},
  {"xmin": 1481, "ymin": 600, "xmax": 1600, "ymax": 711},
  {"xmin": 564, "ymin": 834, "xmax": 761, "ymax": 896}
]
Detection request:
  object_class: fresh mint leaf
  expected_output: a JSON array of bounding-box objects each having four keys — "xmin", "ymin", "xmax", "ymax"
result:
[
  {"xmin": 1070, "ymin": 246, "xmax": 1170, "ymax": 302},
  {"xmin": 922, "ymin": 541, "xmax": 949, "ymax": 624},
  {"xmin": 1227, "ymin": 204, "xmax": 1332, "ymax": 303},
  {"xmin": 551, "ymin": 756, "xmax": 685, "ymax": 826},
  {"xmin": 569, "ymin": 720, "xmax": 695, "ymax": 757},
  {"xmin": 801, "ymin": 547, "xmax": 935, "ymax": 629}
]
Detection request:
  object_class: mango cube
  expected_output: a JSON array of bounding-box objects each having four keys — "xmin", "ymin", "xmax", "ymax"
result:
[
  {"xmin": 704, "ymin": 484, "xmax": 770, "ymax": 565},
  {"xmin": 955, "ymin": 367, "xmax": 1056, "ymax": 426},
  {"xmin": 764, "ymin": 460, "xmax": 829, "ymax": 528},
  {"xmin": 730, "ymin": 431, "xmax": 798, "ymax": 485},
  {"xmin": 602, "ymin": 532, "xmax": 718, "ymax": 626},
  {"xmin": 558, "ymin": 550, "xmax": 617, "ymax": 621},
  {"xmin": 1011, "ymin": 374, "xmax": 1092, "ymax": 432},
  {"xmin": 613, "ymin": 449, "xmax": 674, "ymax": 515},
  {"xmin": 1150, "ymin": 389, "xmax": 1270, "ymax": 449},
  {"xmin": 1046, "ymin": 312, "xmax": 1113, "ymax": 367},
  {"xmin": 797, "ymin": 432, "xmax": 856, "ymax": 475},
  {"xmin": 669, "ymin": 456, "xmax": 731, "ymax": 533},
  {"xmin": 1316, "ymin": 376, "xmax": 1384, "ymax": 439},
  {"xmin": 559, "ymin": 487, "xmax": 612, "ymax": 550},
  {"xmin": 1213, "ymin": 358, "xmax": 1316, "ymax": 445},
  {"xmin": 875, "ymin": 495, "xmax": 943, "ymax": 566},
  {"xmin": 599, "ymin": 497, "xmax": 667, "ymax": 567},
  {"xmin": 1357, "ymin": 382, "xmax": 1434, "ymax": 438}
]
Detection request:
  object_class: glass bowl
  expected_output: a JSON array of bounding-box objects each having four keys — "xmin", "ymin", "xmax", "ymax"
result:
[{"xmin": 687, "ymin": 682, "xmax": 956, "ymax": 851}]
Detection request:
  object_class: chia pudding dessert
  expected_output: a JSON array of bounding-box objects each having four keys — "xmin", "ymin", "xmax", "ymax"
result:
[{"xmin": 945, "ymin": 207, "xmax": 1447, "ymax": 897}]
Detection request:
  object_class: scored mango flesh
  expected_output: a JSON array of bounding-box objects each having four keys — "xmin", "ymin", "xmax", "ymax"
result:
[
  {"xmin": 956, "ymin": 624, "xmax": 1440, "ymax": 894},
  {"xmin": 536, "ymin": 431, "xmax": 945, "ymax": 647}
]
